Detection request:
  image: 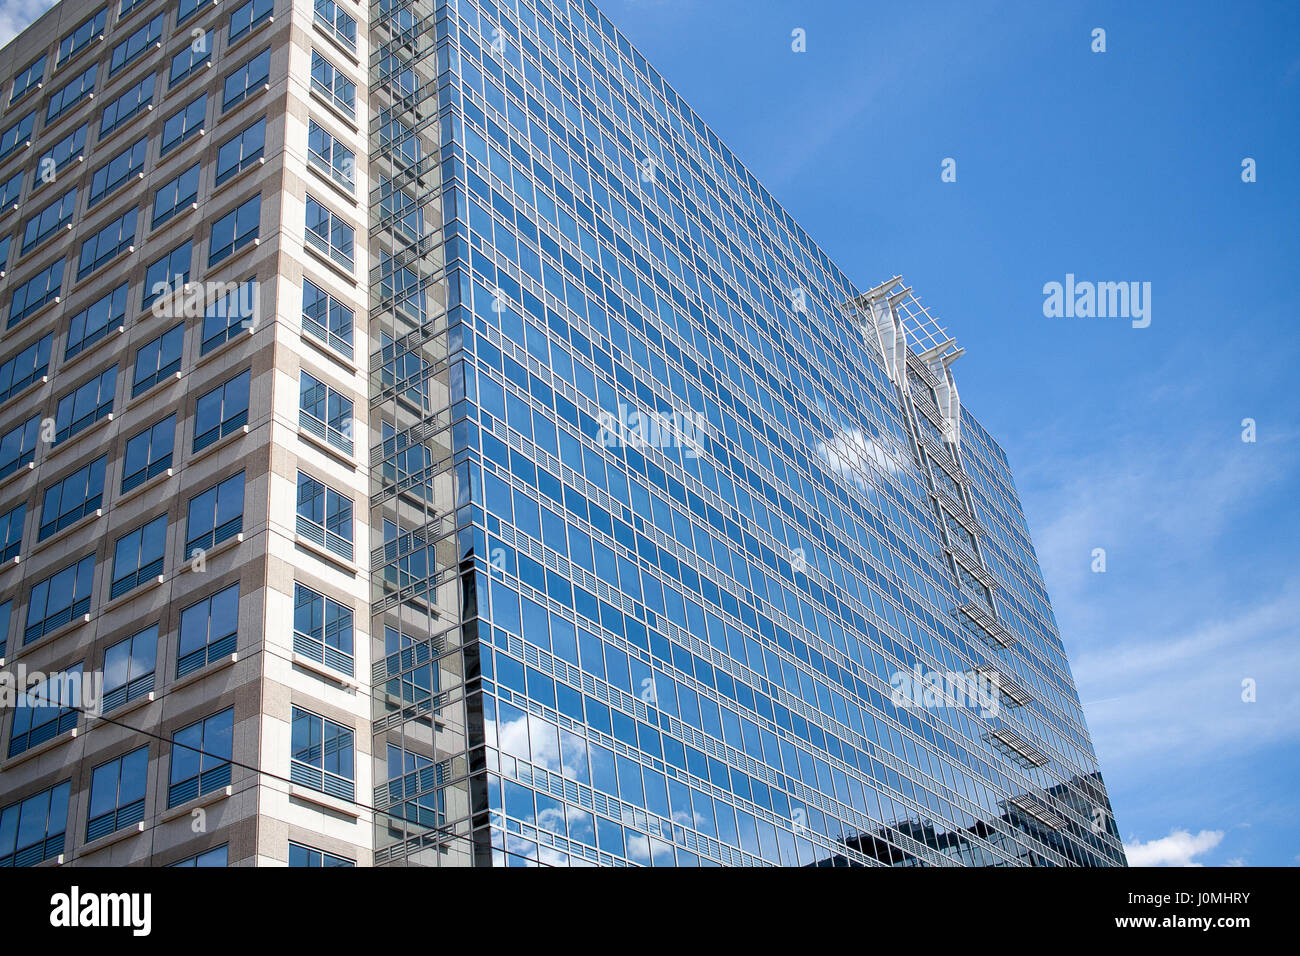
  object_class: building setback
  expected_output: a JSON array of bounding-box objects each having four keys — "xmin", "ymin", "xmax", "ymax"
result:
[{"xmin": 0, "ymin": 0, "xmax": 1126, "ymax": 867}]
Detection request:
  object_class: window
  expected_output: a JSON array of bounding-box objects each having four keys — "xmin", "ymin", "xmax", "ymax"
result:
[
  {"xmin": 296, "ymin": 472, "xmax": 353, "ymax": 560},
  {"xmin": 215, "ymin": 116, "xmax": 265, "ymax": 184},
  {"xmin": 120, "ymin": 0, "xmax": 149, "ymax": 16},
  {"xmin": 289, "ymin": 842, "xmax": 354, "ymax": 867},
  {"xmin": 8, "ymin": 664, "xmax": 84, "ymax": 756},
  {"xmin": 160, "ymin": 92, "xmax": 207, "ymax": 155},
  {"xmin": 21, "ymin": 186, "xmax": 78, "ymax": 254},
  {"xmin": 185, "ymin": 471, "xmax": 244, "ymax": 557},
  {"xmin": 86, "ymin": 746, "xmax": 148, "ymax": 841},
  {"xmin": 310, "ymin": 51, "xmax": 354, "ymax": 118},
  {"xmin": 290, "ymin": 707, "xmax": 354, "ymax": 801},
  {"xmin": 143, "ymin": 240, "xmax": 192, "ymax": 308},
  {"xmin": 25, "ymin": 556, "xmax": 96, "ymax": 647},
  {"xmin": 66, "ymin": 283, "xmax": 127, "ymax": 359},
  {"xmin": 77, "ymin": 208, "xmax": 137, "ymax": 278},
  {"xmin": 229, "ymin": 0, "xmax": 273, "ymax": 43},
  {"xmin": 131, "ymin": 324, "xmax": 184, "ymax": 396},
  {"xmin": 177, "ymin": 583, "xmax": 238, "ymax": 676},
  {"xmin": 168, "ymin": 708, "xmax": 233, "ymax": 807},
  {"xmin": 32, "ymin": 124, "xmax": 87, "ymax": 191},
  {"xmin": 0, "ymin": 781, "xmax": 70, "ymax": 866},
  {"xmin": 152, "ymin": 163, "xmax": 200, "ymax": 228},
  {"xmin": 1, "ymin": 169, "xmax": 23, "ymax": 208},
  {"xmin": 307, "ymin": 118, "xmax": 354, "ymax": 191},
  {"xmin": 222, "ymin": 47, "xmax": 270, "ymax": 111},
  {"xmin": 56, "ymin": 8, "xmax": 106, "ymax": 67},
  {"xmin": 99, "ymin": 73, "xmax": 155, "ymax": 138},
  {"xmin": 7, "ymin": 260, "xmax": 64, "ymax": 328},
  {"xmin": 293, "ymin": 583, "xmax": 353, "ymax": 675},
  {"xmin": 0, "ymin": 598, "xmax": 10, "ymax": 659},
  {"xmin": 45, "ymin": 64, "xmax": 97, "ymax": 122},
  {"xmin": 171, "ymin": 845, "xmax": 227, "ymax": 866},
  {"xmin": 0, "ymin": 415, "xmax": 40, "ymax": 479},
  {"xmin": 39, "ymin": 456, "xmax": 107, "ymax": 539},
  {"xmin": 208, "ymin": 193, "xmax": 261, "ymax": 265},
  {"xmin": 0, "ymin": 333, "xmax": 52, "ymax": 404},
  {"xmin": 0, "ymin": 235, "xmax": 9, "ymax": 272},
  {"xmin": 0, "ymin": 503, "xmax": 24, "ymax": 561},
  {"xmin": 121, "ymin": 416, "xmax": 175, "ymax": 492},
  {"xmin": 53, "ymin": 365, "xmax": 117, "ymax": 445},
  {"xmin": 110, "ymin": 514, "xmax": 167, "ymax": 598},
  {"xmin": 9, "ymin": 55, "xmax": 47, "ymax": 106},
  {"xmin": 193, "ymin": 370, "xmax": 250, "ymax": 450},
  {"xmin": 102, "ymin": 624, "xmax": 157, "ymax": 712},
  {"xmin": 201, "ymin": 279, "xmax": 257, "ymax": 353},
  {"xmin": 177, "ymin": 0, "xmax": 205, "ymax": 26},
  {"xmin": 109, "ymin": 12, "xmax": 163, "ymax": 76},
  {"xmin": 313, "ymin": 0, "xmax": 356, "ymax": 52},
  {"xmin": 88, "ymin": 137, "xmax": 146, "ymax": 207},
  {"xmin": 305, "ymin": 196, "xmax": 354, "ymax": 270},
  {"xmin": 301, "ymin": 278, "xmax": 353, "ymax": 358},
  {"xmin": 299, "ymin": 371, "xmax": 353, "ymax": 454},
  {"xmin": 0, "ymin": 111, "xmax": 36, "ymax": 162},
  {"xmin": 168, "ymin": 29, "xmax": 211, "ymax": 87}
]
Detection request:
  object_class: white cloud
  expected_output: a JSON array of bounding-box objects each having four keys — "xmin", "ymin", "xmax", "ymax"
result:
[
  {"xmin": 1125, "ymin": 829, "xmax": 1224, "ymax": 867},
  {"xmin": 0, "ymin": 0, "xmax": 56, "ymax": 49}
]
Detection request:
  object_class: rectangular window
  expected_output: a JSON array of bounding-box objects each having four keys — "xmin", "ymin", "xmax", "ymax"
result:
[
  {"xmin": 86, "ymin": 746, "xmax": 148, "ymax": 841},
  {"xmin": 222, "ymin": 47, "xmax": 270, "ymax": 111},
  {"xmin": 0, "ymin": 333, "xmax": 52, "ymax": 404},
  {"xmin": 0, "ymin": 111, "xmax": 36, "ymax": 162},
  {"xmin": 0, "ymin": 235, "xmax": 9, "ymax": 272},
  {"xmin": 299, "ymin": 371, "xmax": 353, "ymax": 454},
  {"xmin": 0, "ymin": 781, "xmax": 70, "ymax": 866},
  {"xmin": 1, "ymin": 169, "xmax": 23, "ymax": 208},
  {"xmin": 185, "ymin": 471, "xmax": 244, "ymax": 557},
  {"xmin": 143, "ymin": 240, "xmax": 192, "ymax": 308},
  {"xmin": 295, "ymin": 471, "xmax": 353, "ymax": 560},
  {"xmin": 131, "ymin": 323, "xmax": 184, "ymax": 396},
  {"xmin": 0, "ymin": 598, "xmax": 10, "ymax": 660},
  {"xmin": 109, "ymin": 12, "xmax": 163, "ymax": 77},
  {"xmin": 25, "ymin": 557, "xmax": 95, "ymax": 644},
  {"xmin": 193, "ymin": 369, "xmax": 250, "ymax": 450},
  {"xmin": 88, "ymin": 136, "xmax": 146, "ymax": 207},
  {"xmin": 307, "ymin": 118, "xmax": 355, "ymax": 191},
  {"xmin": 102, "ymin": 624, "xmax": 157, "ymax": 712},
  {"xmin": 201, "ymin": 279, "xmax": 257, "ymax": 353},
  {"xmin": 99, "ymin": 74, "xmax": 155, "ymax": 138},
  {"xmin": 39, "ymin": 456, "xmax": 107, "ymax": 539},
  {"xmin": 77, "ymin": 208, "xmax": 137, "ymax": 278},
  {"xmin": 45, "ymin": 64, "xmax": 97, "ymax": 123},
  {"xmin": 177, "ymin": 584, "xmax": 238, "ymax": 676},
  {"xmin": 168, "ymin": 29, "xmax": 211, "ymax": 87},
  {"xmin": 313, "ymin": 0, "xmax": 356, "ymax": 52},
  {"xmin": 310, "ymin": 51, "xmax": 354, "ymax": 118},
  {"xmin": 160, "ymin": 92, "xmax": 207, "ymax": 155},
  {"xmin": 168, "ymin": 708, "xmax": 233, "ymax": 806},
  {"xmin": 301, "ymin": 278, "xmax": 353, "ymax": 358},
  {"xmin": 32, "ymin": 124, "xmax": 87, "ymax": 191},
  {"xmin": 57, "ymin": 8, "xmax": 106, "ymax": 67},
  {"xmin": 229, "ymin": 0, "xmax": 273, "ymax": 43},
  {"xmin": 120, "ymin": 0, "xmax": 149, "ymax": 16},
  {"xmin": 290, "ymin": 706, "xmax": 354, "ymax": 801},
  {"xmin": 110, "ymin": 513, "xmax": 167, "ymax": 598},
  {"xmin": 7, "ymin": 260, "xmax": 65, "ymax": 328},
  {"xmin": 152, "ymin": 163, "xmax": 200, "ymax": 228},
  {"xmin": 121, "ymin": 415, "xmax": 175, "ymax": 492},
  {"xmin": 293, "ymin": 583, "xmax": 353, "ymax": 675},
  {"xmin": 0, "ymin": 503, "xmax": 24, "ymax": 562},
  {"xmin": 177, "ymin": 0, "xmax": 205, "ymax": 26},
  {"xmin": 289, "ymin": 842, "xmax": 354, "ymax": 867},
  {"xmin": 208, "ymin": 193, "xmax": 261, "ymax": 265},
  {"xmin": 215, "ymin": 116, "xmax": 265, "ymax": 185},
  {"xmin": 305, "ymin": 195, "xmax": 354, "ymax": 270},
  {"xmin": 66, "ymin": 283, "xmax": 127, "ymax": 359},
  {"xmin": 0, "ymin": 415, "xmax": 40, "ymax": 479},
  {"xmin": 53, "ymin": 365, "xmax": 117, "ymax": 445},
  {"xmin": 21, "ymin": 186, "xmax": 78, "ymax": 254},
  {"xmin": 8, "ymin": 665, "xmax": 83, "ymax": 756},
  {"xmin": 9, "ymin": 55, "xmax": 47, "ymax": 106},
  {"xmin": 171, "ymin": 845, "xmax": 226, "ymax": 866}
]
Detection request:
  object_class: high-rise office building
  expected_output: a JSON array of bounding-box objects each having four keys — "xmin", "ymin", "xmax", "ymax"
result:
[{"xmin": 0, "ymin": 0, "xmax": 1125, "ymax": 867}]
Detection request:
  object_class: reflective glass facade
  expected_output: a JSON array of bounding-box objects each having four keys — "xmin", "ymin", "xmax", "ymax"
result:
[{"xmin": 368, "ymin": 0, "xmax": 1125, "ymax": 866}]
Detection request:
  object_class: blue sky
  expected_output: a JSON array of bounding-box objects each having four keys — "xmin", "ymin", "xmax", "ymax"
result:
[
  {"xmin": 3, "ymin": 0, "xmax": 1294, "ymax": 866},
  {"xmin": 597, "ymin": 0, "xmax": 1299, "ymax": 865}
]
